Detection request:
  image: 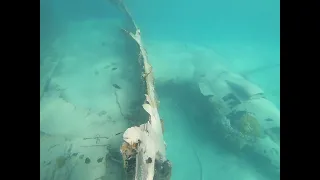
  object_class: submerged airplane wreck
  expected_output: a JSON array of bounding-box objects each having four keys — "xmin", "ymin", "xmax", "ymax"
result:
[
  {"xmin": 40, "ymin": 1, "xmax": 279, "ymax": 180},
  {"xmin": 113, "ymin": 0, "xmax": 279, "ymax": 178},
  {"xmin": 196, "ymin": 66, "xmax": 280, "ymax": 172}
]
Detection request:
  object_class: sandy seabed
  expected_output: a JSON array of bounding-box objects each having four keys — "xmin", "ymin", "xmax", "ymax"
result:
[{"xmin": 40, "ymin": 19, "xmax": 279, "ymax": 180}]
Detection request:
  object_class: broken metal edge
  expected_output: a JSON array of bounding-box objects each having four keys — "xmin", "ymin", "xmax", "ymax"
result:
[
  {"xmin": 121, "ymin": 28, "xmax": 171, "ymax": 180},
  {"xmin": 108, "ymin": 1, "xmax": 171, "ymax": 179}
]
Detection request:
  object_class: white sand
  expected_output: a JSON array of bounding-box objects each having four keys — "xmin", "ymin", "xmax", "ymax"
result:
[{"xmin": 40, "ymin": 19, "xmax": 139, "ymax": 180}]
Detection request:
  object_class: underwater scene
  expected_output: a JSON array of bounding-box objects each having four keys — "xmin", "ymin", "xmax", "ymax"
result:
[{"xmin": 40, "ymin": 0, "xmax": 280, "ymax": 180}]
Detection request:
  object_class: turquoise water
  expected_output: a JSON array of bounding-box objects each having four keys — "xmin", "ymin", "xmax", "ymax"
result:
[{"xmin": 40, "ymin": 0, "xmax": 280, "ymax": 180}]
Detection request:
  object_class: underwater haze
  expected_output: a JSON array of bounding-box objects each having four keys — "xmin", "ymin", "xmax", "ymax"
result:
[{"xmin": 40, "ymin": 0, "xmax": 280, "ymax": 180}]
